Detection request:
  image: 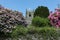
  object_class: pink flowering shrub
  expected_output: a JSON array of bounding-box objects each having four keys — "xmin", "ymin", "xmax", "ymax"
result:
[{"xmin": 48, "ymin": 8, "xmax": 60, "ymax": 28}]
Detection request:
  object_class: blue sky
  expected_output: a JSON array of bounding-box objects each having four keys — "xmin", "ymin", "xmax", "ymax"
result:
[{"xmin": 0, "ymin": 0, "xmax": 60, "ymax": 16}]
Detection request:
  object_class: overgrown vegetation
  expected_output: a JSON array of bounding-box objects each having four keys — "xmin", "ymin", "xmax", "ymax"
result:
[
  {"xmin": 5, "ymin": 25, "xmax": 59, "ymax": 39},
  {"xmin": 32, "ymin": 16, "xmax": 50, "ymax": 27},
  {"xmin": 0, "ymin": 25, "xmax": 59, "ymax": 40},
  {"xmin": 11, "ymin": 25, "xmax": 28, "ymax": 38}
]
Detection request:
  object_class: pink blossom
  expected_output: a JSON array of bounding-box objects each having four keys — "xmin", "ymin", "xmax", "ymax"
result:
[
  {"xmin": 58, "ymin": 21, "xmax": 60, "ymax": 25},
  {"xmin": 48, "ymin": 8, "xmax": 60, "ymax": 28},
  {"xmin": 56, "ymin": 25, "xmax": 59, "ymax": 28}
]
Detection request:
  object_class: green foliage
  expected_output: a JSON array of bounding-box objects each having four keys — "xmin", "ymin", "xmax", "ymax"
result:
[
  {"xmin": 34, "ymin": 6, "xmax": 49, "ymax": 18},
  {"xmin": 28, "ymin": 26, "xmax": 58, "ymax": 40},
  {"xmin": 11, "ymin": 25, "xmax": 28, "ymax": 38},
  {"xmin": 1, "ymin": 25, "xmax": 59, "ymax": 40},
  {"xmin": 32, "ymin": 16, "xmax": 50, "ymax": 27},
  {"xmin": 39, "ymin": 27, "xmax": 58, "ymax": 40}
]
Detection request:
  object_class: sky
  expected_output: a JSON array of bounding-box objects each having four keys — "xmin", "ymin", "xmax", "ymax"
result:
[{"xmin": 0, "ymin": 0, "xmax": 60, "ymax": 16}]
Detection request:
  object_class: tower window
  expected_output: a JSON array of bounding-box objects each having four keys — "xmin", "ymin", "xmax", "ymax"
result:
[{"xmin": 29, "ymin": 14, "xmax": 31, "ymax": 17}]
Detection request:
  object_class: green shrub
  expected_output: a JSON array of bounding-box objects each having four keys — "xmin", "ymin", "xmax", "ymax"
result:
[
  {"xmin": 32, "ymin": 16, "xmax": 50, "ymax": 27},
  {"xmin": 39, "ymin": 27, "xmax": 58, "ymax": 40},
  {"xmin": 4, "ymin": 25, "xmax": 58, "ymax": 40},
  {"xmin": 5, "ymin": 25, "xmax": 58, "ymax": 40},
  {"xmin": 11, "ymin": 25, "xmax": 28, "ymax": 38},
  {"xmin": 28, "ymin": 26, "xmax": 58, "ymax": 40},
  {"xmin": 27, "ymin": 26, "xmax": 40, "ymax": 34}
]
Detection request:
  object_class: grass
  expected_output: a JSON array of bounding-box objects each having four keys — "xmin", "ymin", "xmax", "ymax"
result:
[
  {"xmin": 9, "ymin": 25, "xmax": 59, "ymax": 39},
  {"xmin": 0, "ymin": 25, "xmax": 59, "ymax": 40}
]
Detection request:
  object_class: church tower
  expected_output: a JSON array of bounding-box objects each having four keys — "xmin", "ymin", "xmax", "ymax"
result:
[{"xmin": 26, "ymin": 9, "xmax": 34, "ymax": 25}]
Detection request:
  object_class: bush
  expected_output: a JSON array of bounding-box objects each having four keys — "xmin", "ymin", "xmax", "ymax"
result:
[
  {"xmin": 32, "ymin": 16, "xmax": 50, "ymax": 27},
  {"xmin": 4, "ymin": 25, "xmax": 59, "ymax": 40},
  {"xmin": 11, "ymin": 25, "xmax": 28, "ymax": 38},
  {"xmin": 39, "ymin": 27, "xmax": 58, "ymax": 40},
  {"xmin": 48, "ymin": 11, "xmax": 60, "ymax": 28},
  {"xmin": 28, "ymin": 26, "xmax": 58, "ymax": 40}
]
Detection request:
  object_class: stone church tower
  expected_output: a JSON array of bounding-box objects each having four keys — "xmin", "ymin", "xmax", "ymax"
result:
[{"xmin": 25, "ymin": 9, "xmax": 34, "ymax": 25}]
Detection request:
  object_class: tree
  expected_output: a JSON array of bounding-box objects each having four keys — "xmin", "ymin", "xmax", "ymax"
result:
[{"xmin": 34, "ymin": 6, "xmax": 49, "ymax": 18}]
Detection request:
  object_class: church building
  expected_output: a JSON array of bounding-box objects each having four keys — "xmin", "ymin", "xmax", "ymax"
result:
[{"xmin": 25, "ymin": 9, "xmax": 34, "ymax": 25}]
